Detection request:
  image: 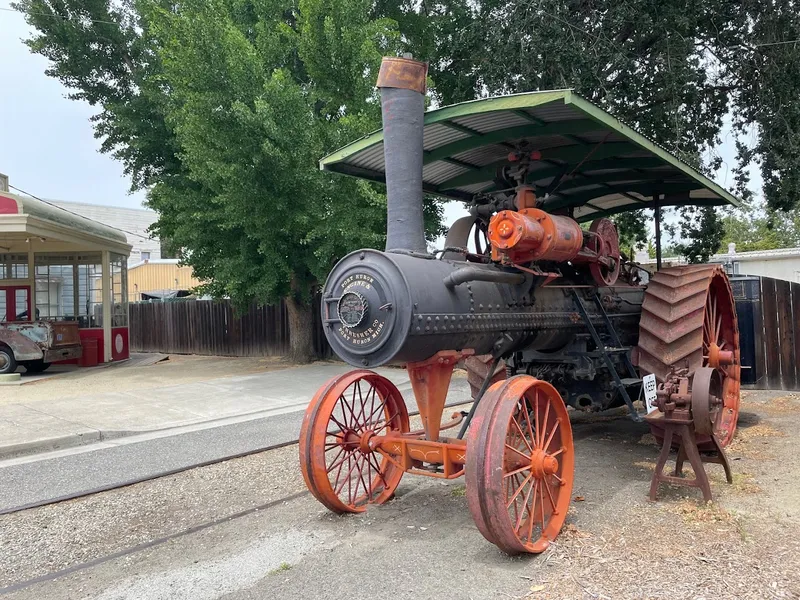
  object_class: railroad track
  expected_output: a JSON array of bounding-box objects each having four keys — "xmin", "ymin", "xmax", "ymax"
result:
[{"xmin": 0, "ymin": 488, "xmax": 310, "ymax": 594}]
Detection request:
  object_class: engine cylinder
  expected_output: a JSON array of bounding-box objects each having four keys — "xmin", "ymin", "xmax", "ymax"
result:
[{"xmin": 489, "ymin": 209, "xmax": 584, "ymax": 263}]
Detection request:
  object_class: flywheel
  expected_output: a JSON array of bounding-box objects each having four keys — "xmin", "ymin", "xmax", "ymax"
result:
[{"xmin": 637, "ymin": 265, "xmax": 741, "ymax": 448}]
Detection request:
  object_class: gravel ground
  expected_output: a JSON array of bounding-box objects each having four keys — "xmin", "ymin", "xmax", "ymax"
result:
[
  {"xmin": 0, "ymin": 355, "xmax": 298, "ymax": 405},
  {"xmin": 1, "ymin": 391, "xmax": 798, "ymax": 599}
]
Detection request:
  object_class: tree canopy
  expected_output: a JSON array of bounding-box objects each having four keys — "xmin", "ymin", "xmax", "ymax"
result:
[
  {"xmin": 411, "ymin": 0, "xmax": 800, "ymax": 261},
  {"xmin": 15, "ymin": 0, "xmax": 800, "ymax": 357},
  {"xmin": 15, "ymin": 0, "xmax": 444, "ymax": 360},
  {"xmin": 721, "ymin": 201, "xmax": 800, "ymax": 252}
]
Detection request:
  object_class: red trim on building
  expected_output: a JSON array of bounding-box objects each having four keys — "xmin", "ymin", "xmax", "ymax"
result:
[{"xmin": 0, "ymin": 195, "xmax": 18, "ymax": 214}]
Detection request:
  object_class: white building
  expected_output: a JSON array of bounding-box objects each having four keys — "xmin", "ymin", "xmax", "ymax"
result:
[
  {"xmin": 713, "ymin": 245, "xmax": 800, "ymax": 282},
  {"xmin": 637, "ymin": 243, "xmax": 800, "ymax": 283},
  {"xmin": 47, "ymin": 200, "xmax": 163, "ymax": 266}
]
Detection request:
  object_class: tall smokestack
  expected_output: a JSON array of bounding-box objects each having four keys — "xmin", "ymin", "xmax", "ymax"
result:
[{"xmin": 377, "ymin": 55, "xmax": 428, "ymax": 254}]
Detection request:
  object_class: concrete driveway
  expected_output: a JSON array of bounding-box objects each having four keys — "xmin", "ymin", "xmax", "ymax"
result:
[
  {"xmin": 0, "ymin": 359, "xmax": 471, "ymax": 513},
  {"xmin": 0, "ymin": 361, "xmax": 415, "ymax": 458}
]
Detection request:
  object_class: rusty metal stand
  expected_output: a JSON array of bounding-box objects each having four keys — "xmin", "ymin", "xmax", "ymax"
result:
[
  {"xmin": 647, "ymin": 416, "xmax": 732, "ymax": 502},
  {"xmin": 646, "ymin": 367, "xmax": 733, "ymax": 502},
  {"xmin": 675, "ymin": 431, "xmax": 733, "ymax": 484}
]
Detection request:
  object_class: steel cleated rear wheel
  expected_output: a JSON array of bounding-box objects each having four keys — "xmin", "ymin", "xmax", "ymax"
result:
[
  {"xmin": 637, "ymin": 265, "xmax": 740, "ymax": 448},
  {"xmin": 466, "ymin": 376, "xmax": 574, "ymax": 554},
  {"xmin": 300, "ymin": 370, "xmax": 410, "ymax": 513}
]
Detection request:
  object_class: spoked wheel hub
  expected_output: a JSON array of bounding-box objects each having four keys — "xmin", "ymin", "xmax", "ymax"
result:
[
  {"xmin": 466, "ymin": 376, "xmax": 574, "ymax": 555},
  {"xmin": 527, "ymin": 449, "xmax": 560, "ymax": 479},
  {"xmin": 300, "ymin": 370, "xmax": 410, "ymax": 513}
]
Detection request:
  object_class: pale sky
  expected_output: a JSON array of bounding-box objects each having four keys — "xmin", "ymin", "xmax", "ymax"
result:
[
  {"xmin": 1, "ymin": 5, "xmax": 761, "ymax": 234},
  {"xmin": 0, "ymin": 7, "xmax": 147, "ymax": 208}
]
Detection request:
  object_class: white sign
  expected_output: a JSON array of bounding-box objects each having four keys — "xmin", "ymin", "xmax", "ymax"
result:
[{"xmin": 643, "ymin": 373, "xmax": 658, "ymax": 413}]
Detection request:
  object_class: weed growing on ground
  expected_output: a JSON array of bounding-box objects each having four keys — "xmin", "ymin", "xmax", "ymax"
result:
[{"xmin": 269, "ymin": 562, "xmax": 292, "ymax": 575}]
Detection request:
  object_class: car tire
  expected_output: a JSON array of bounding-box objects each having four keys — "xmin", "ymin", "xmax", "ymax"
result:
[
  {"xmin": 24, "ymin": 360, "xmax": 51, "ymax": 373},
  {"xmin": 0, "ymin": 346, "xmax": 17, "ymax": 375}
]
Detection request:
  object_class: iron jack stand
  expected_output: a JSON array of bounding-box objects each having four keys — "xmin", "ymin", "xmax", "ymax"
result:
[{"xmin": 647, "ymin": 415, "xmax": 732, "ymax": 502}]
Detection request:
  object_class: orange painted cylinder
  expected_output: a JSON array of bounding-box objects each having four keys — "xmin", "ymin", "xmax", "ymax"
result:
[{"xmin": 489, "ymin": 209, "xmax": 583, "ymax": 262}]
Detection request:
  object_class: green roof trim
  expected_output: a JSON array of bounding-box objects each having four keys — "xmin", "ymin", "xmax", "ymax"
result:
[
  {"xmin": 319, "ymin": 89, "xmax": 741, "ymax": 212},
  {"xmin": 562, "ymin": 92, "xmax": 739, "ymax": 207}
]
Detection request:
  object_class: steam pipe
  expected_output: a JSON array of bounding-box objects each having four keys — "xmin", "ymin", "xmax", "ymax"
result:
[
  {"xmin": 377, "ymin": 56, "xmax": 428, "ymax": 254},
  {"xmin": 443, "ymin": 266, "xmax": 526, "ymax": 289}
]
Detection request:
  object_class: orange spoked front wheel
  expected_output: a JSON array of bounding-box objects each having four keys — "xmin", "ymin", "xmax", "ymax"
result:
[
  {"xmin": 300, "ymin": 370, "xmax": 410, "ymax": 513},
  {"xmin": 466, "ymin": 376, "xmax": 574, "ymax": 554}
]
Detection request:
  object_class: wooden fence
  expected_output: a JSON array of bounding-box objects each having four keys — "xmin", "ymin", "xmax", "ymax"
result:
[
  {"xmin": 128, "ymin": 297, "xmax": 331, "ymax": 358},
  {"xmin": 732, "ymin": 277, "xmax": 800, "ymax": 391},
  {"xmin": 129, "ymin": 277, "xmax": 800, "ymax": 391}
]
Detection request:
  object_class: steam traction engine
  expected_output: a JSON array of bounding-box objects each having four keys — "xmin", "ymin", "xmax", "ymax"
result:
[{"xmin": 300, "ymin": 57, "xmax": 741, "ymax": 554}]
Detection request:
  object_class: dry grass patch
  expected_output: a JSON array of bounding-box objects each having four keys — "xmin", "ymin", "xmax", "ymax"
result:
[
  {"xmin": 727, "ymin": 422, "xmax": 784, "ymax": 459},
  {"xmin": 670, "ymin": 499, "xmax": 738, "ymax": 526},
  {"xmin": 710, "ymin": 471, "xmax": 762, "ymax": 495},
  {"xmin": 637, "ymin": 433, "xmax": 658, "ymax": 446},
  {"xmin": 756, "ymin": 394, "xmax": 800, "ymax": 415},
  {"xmin": 558, "ymin": 522, "xmax": 592, "ymax": 540}
]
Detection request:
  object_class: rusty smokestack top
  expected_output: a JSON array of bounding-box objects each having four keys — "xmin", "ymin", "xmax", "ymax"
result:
[{"xmin": 377, "ymin": 55, "xmax": 428, "ymax": 254}]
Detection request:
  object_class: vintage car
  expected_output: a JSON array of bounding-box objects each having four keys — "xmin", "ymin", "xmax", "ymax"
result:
[{"xmin": 0, "ymin": 320, "xmax": 83, "ymax": 374}]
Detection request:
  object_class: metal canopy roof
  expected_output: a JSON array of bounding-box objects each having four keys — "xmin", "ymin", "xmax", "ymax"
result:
[
  {"xmin": 0, "ymin": 191, "xmax": 130, "ymax": 250},
  {"xmin": 320, "ymin": 90, "xmax": 740, "ymax": 221}
]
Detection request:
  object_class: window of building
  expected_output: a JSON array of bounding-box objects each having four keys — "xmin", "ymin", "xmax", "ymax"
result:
[
  {"xmin": 141, "ymin": 251, "xmax": 150, "ymax": 261},
  {"xmin": 35, "ymin": 253, "xmax": 103, "ymax": 327},
  {"xmin": 111, "ymin": 253, "xmax": 128, "ymax": 327},
  {"xmin": 0, "ymin": 254, "xmax": 29, "ymax": 280}
]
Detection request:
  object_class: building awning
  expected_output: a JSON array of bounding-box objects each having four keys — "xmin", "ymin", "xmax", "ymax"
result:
[
  {"xmin": 0, "ymin": 192, "xmax": 130, "ymax": 253},
  {"xmin": 320, "ymin": 90, "xmax": 740, "ymax": 221}
]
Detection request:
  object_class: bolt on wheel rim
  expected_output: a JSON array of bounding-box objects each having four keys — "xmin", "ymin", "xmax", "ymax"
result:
[{"xmin": 300, "ymin": 371, "xmax": 410, "ymax": 513}]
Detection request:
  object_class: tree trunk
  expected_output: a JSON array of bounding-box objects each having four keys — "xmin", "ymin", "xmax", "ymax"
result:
[{"xmin": 286, "ymin": 294, "xmax": 315, "ymax": 364}]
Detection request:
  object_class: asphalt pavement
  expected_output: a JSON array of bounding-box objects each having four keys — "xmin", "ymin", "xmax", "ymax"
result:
[{"xmin": 0, "ymin": 365, "xmax": 471, "ymax": 513}]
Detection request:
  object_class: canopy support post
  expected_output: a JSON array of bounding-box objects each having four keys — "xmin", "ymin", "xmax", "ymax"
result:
[{"xmin": 653, "ymin": 193, "xmax": 662, "ymax": 270}]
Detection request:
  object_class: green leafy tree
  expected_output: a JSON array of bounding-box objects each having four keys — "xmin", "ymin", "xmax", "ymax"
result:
[
  {"xmin": 16, "ymin": 0, "xmax": 443, "ymax": 362},
  {"xmin": 611, "ymin": 211, "xmax": 648, "ymax": 259},
  {"xmin": 404, "ymin": 0, "xmax": 800, "ymax": 230},
  {"xmin": 674, "ymin": 206, "xmax": 725, "ymax": 263},
  {"xmin": 721, "ymin": 201, "xmax": 800, "ymax": 252}
]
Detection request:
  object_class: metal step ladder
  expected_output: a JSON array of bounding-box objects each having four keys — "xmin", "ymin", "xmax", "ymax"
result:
[{"xmin": 571, "ymin": 290, "xmax": 642, "ymax": 421}]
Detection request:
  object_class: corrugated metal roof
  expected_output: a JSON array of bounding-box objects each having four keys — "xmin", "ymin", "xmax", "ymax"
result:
[
  {"xmin": 422, "ymin": 123, "xmax": 469, "ymax": 150},
  {"xmin": 320, "ymin": 89, "xmax": 740, "ymax": 215}
]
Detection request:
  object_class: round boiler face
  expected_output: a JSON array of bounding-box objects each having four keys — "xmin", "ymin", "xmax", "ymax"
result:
[{"xmin": 321, "ymin": 250, "xmax": 411, "ymax": 367}]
